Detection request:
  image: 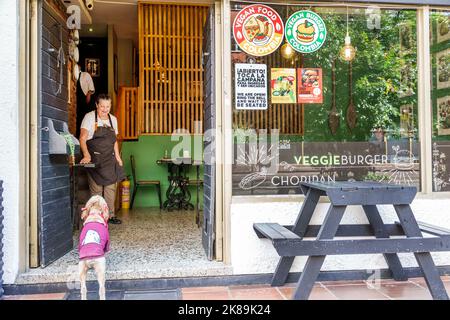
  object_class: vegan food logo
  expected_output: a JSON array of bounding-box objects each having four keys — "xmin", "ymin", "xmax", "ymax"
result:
[
  {"xmin": 233, "ymin": 4, "xmax": 284, "ymax": 57},
  {"xmin": 285, "ymin": 10, "xmax": 327, "ymax": 54}
]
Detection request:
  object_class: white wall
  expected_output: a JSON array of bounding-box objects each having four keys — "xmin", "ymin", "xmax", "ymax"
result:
[
  {"xmin": 231, "ymin": 197, "xmax": 450, "ymax": 275},
  {"xmin": 0, "ymin": 0, "xmax": 20, "ymax": 284}
]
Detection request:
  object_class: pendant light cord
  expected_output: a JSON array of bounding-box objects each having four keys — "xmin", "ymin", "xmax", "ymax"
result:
[{"xmin": 346, "ymin": 6, "xmax": 349, "ymax": 37}]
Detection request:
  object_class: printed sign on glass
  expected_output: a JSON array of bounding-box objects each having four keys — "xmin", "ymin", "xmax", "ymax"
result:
[
  {"xmin": 437, "ymin": 96, "xmax": 450, "ymax": 136},
  {"xmin": 436, "ymin": 48, "xmax": 450, "ymax": 90},
  {"xmin": 437, "ymin": 14, "xmax": 450, "ymax": 43},
  {"xmin": 233, "ymin": 4, "xmax": 284, "ymax": 57},
  {"xmin": 399, "ymin": 104, "xmax": 413, "ymax": 137},
  {"xmin": 285, "ymin": 10, "xmax": 327, "ymax": 54},
  {"xmin": 235, "ymin": 63, "xmax": 267, "ymax": 110},
  {"xmin": 298, "ymin": 68, "xmax": 323, "ymax": 103},
  {"xmin": 271, "ymin": 68, "xmax": 296, "ymax": 104}
]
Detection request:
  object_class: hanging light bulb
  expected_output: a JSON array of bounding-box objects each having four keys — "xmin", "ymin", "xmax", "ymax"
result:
[
  {"xmin": 281, "ymin": 42, "xmax": 295, "ymax": 59},
  {"xmin": 340, "ymin": 7, "xmax": 356, "ymax": 62},
  {"xmin": 280, "ymin": 5, "xmax": 295, "ymax": 60},
  {"xmin": 340, "ymin": 34, "xmax": 356, "ymax": 61}
]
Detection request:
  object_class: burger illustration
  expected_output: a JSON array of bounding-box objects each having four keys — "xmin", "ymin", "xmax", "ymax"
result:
[
  {"xmin": 244, "ymin": 15, "xmax": 273, "ymax": 45},
  {"xmin": 302, "ymin": 69, "xmax": 319, "ymax": 87},
  {"xmin": 296, "ymin": 20, "xmax": 316, "ymax": 43}
]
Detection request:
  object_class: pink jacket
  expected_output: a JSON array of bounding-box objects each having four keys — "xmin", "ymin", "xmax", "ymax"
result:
[{"xmin": 78, "ymin": 222, "xmax": 110, "ymax": 260}]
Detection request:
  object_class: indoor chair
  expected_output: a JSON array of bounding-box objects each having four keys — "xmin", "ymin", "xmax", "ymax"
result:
[{"xmin": 130, "ymin": 155, "xmax": 162, "ymax": 209}]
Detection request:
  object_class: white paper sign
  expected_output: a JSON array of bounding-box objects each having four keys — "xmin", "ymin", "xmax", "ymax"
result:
[{"xmin": 235, "ymin": 63, "xmax": 267, "ymax": 110}]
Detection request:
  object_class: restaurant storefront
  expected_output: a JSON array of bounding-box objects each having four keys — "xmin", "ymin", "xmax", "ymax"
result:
[
  {"xmin": 1, "ymin": 0, "xmax": 450, "ymax": 286},
  {"xmin": 225, "ymin": 0, "xmax": 450, "ymax": 275}
]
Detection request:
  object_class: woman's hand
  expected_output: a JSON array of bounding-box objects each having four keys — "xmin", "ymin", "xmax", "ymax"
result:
[
  {"xmin": 80, "ymin": 156, "xmax": 91, "ymax": 164},
  {"xmin": 117, "ymin": 158, "xmax": 123, "ymax": 167}
]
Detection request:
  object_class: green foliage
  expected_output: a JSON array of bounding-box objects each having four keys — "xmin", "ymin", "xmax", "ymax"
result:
[{"xmin": 300, "ymin": 8, "xmax": 419, "ymax": 142}]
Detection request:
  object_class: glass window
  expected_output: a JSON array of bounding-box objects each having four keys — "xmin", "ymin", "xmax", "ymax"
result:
[
  {"xmin": 431, "ymin": 9, "xmax": 450, "ymax": 192},
  {"xmin": 231, "ymin": 2, "xmax": 420, "ymax": 195}
]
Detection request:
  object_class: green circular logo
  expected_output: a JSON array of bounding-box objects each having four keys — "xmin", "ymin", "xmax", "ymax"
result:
[{"xmin": 285, "ymin": 10, "xmax": 327, "ymax": 54}]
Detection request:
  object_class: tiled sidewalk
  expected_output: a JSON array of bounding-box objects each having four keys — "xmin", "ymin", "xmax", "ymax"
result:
[
  {"xmin": 2, "ymin": 276, "xmax": 450, "ymax": 300},
  {"xmin": 181, "ymin": 277, "xmax": 450, "ymax": 300}
]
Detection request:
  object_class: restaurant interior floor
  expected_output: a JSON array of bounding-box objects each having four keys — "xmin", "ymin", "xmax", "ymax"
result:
[{"xmin": 15, "ymin": 208, "xmax": 231, "ymax": 284}]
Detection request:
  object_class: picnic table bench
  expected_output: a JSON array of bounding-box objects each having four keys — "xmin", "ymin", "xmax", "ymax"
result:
[{"xmin": 254, "ymin": 181, "xmax": 450, "ymax": 300}]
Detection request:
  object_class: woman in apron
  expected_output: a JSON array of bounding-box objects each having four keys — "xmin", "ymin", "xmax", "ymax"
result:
[{"xmin": 79, "ymin": 94, "xmax": 125, "ymax": 224}]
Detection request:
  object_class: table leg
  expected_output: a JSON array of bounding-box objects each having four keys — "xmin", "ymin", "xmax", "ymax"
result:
[
  {"xmin": 394, "ymin": 204, "xmax": 449, "ymax": 300},
  {"xmin": 363, "ymin": 205, "xmax": 407, "ymax": 281},
  {"xmin": 292, "ymin": 205, "xmax": 346, "ymax": 300},
  {"xmin": 271, "ymin": 188, "xmax": 321, "ymax": 286}
]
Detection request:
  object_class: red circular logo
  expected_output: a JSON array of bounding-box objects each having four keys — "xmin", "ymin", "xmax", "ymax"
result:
[{"xmin": 233, "ymin": 4, "xmax": 284, "ymax": 57}]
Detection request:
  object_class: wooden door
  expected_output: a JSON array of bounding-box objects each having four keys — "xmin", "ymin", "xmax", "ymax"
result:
[
  {"xmin": 202, "ymin": 7, "xmax": 215, "ymax": 260},
  {"xmin": 38, "ymin": 1, "xmax": 73, "ymax": 266}
]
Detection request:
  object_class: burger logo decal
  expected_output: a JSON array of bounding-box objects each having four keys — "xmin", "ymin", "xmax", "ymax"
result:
[
  {"xmin": 233, "ymin": 4, "xmax": 284, "ymax": 57},
  {"xmin": 285, "ymin": 10, "xmax": 327, "ymax": 54}
]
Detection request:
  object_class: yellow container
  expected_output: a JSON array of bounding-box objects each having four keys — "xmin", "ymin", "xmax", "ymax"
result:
[{"xmin": 121, "ymin": 179, "xmax": 131, "ymax": 209}]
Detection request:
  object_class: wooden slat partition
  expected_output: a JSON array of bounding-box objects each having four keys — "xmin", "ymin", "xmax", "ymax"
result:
[
  {"xmin": 139, "ymin": 3, "xmax": 208, "ymax": 135},
  {"xmin": 231, "ymin": 17, "xmax": 304, "ymax": 135},
  {"xmin": 117, "ymin": 86, "xmax": 139, "ymax": 140}
]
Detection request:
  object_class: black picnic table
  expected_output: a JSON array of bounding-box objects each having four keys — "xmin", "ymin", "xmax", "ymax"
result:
[{"xmin": 253, "ymin": 181, "xmax": 450, "ymax": 300}]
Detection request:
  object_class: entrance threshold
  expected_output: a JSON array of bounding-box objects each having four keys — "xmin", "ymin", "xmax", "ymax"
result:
[{"xmin": 16, "ymin": 208, "xmax": 231, "ymax": 284}]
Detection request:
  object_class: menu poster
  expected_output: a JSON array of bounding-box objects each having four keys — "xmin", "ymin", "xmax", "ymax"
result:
[
  {"xmin": 297, "ymin": 68, "xmax": 323, "ymax": 104},
  {"xmin": 270, "ymin": 68, "xmax": 297, "ymax": 104},
  {"xmin": 235, "ymin": 63, "xmax": 268, "ymax": 110}
]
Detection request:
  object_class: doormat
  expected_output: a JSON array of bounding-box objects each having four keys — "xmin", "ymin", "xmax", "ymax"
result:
[
  {"xmin": 123, "ymin": 289, "xmax": 181, "ymax": 300},
  {"xmin": 65, "ymin": 290, "xmax": 125, "ymax": 300},
  {"xmin": 66, "ymin": 288, "xmax": 181, "ymax": 300}
]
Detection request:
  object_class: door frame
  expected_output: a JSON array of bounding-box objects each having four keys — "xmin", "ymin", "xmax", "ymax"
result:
[
  {"xmin": 18, "ymin": 0, "xmax": 31, "ymax": 272},
  {"xmin": 24, "ymin": 0, "xmax": 40, "ymax": 269}
]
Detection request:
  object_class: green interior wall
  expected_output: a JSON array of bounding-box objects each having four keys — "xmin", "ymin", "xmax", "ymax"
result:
[{"xmin": 121, "ymin": 136, "xmax": 204, "ymax": 208}]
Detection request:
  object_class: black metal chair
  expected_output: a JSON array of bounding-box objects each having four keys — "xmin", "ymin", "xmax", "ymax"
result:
[{"xmin": 130, "ymin": 155, "xmax": 162, "ymax": 209}]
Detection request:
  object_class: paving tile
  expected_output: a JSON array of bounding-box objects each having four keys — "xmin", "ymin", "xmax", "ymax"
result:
[
  {"xmin": 408, "ymin": 277, "xmax": 450, "ymax": 289},
  {"xmin": 182, "ymin": 286, "xmax": 229, "ymax": 293},
  {"xmin": 228, "ymin": 287, "xmax": 284, "ymax": 300},
  {"xmin": 325, "ymin": 284, "xmax": 390, "ymax": 300},
  {"xmin": 182, "ymin": 290, "xmax": 231, "ymax": 300},
  {"xmin": 319, "ymin": 280, "xmax": 366, "ymax": 287},
  {"xmin": 443, "ymin": 281, "xmax": 450, "ymax": 292},
  {"xmin": 277, "ymin": 286, "xmax": 337, "ymax": 300},
  {"xmin": 2, "ymin": 293, "xmax": 66, "ymax": 300},
  {"xmin": 228, "ymin": 284, "xmax": 273, "ymax": 290},
  {"xmin": 376, "ymin": 282, "xmax": 432, "ymax": 300}
]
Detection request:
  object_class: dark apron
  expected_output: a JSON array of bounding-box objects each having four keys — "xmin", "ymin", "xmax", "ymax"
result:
[{"xmin": 86, "ymin": 112, "xmax": 125, "ymax": 186}]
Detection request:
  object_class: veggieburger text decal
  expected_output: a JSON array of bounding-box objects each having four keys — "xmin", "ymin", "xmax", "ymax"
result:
[
  {"xmin": 233, "ymin": 4, "xmax": 284, "ymax": 57},
  {"xmin": 285, "ymin": 10, "xmax": 327, "ymax": 54}
]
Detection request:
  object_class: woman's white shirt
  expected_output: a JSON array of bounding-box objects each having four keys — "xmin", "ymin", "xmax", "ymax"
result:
[{"xmin": 80, "ymin": 110, "xmax": 118, "ymax": 140}]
